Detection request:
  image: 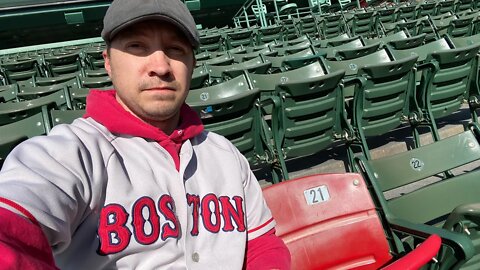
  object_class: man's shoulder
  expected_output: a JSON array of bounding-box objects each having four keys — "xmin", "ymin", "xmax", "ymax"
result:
[
  {"xmin": 16, "ymin": 117, "xmax": 117, "ymax": 157},
  {"xmin": 192, "ymin": 130, "xmax": 246, "ymax": 159},
  {"xmin": 49, "ymin": 117, "xmax": 115, "ymax": 142}
]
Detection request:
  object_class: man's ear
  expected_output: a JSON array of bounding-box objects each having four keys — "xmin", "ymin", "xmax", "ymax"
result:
[
  {"xmin": 191, "ymin": 57, "xmax": 196, "ymax": 75},
  {"xmin": 103, "ymin": 49, "xmax": 112, "ymax": 77}
]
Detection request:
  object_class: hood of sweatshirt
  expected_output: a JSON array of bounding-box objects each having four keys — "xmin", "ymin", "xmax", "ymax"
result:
[{"xmin": 83, "ymin": 89, "xmax": 204, "ymax": 170}]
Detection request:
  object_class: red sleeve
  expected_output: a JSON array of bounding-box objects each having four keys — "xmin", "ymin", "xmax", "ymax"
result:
[
  {"xmin": 244, "ymin": 228, "xmax": 291, "ymax": 270},
  {"xmin": 0, "ymin": 205, "xmax": 58, "ymax": 270}
]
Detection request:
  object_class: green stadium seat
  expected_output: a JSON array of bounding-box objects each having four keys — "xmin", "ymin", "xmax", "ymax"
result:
[
  {"xmin": 322, "ymin": 48, "xmax": 393, "ymax": 97},
  {"xmin": 83, "ymin": 47, "xmax": 105, "ymax": 70},
  {"xmin": 455, "ymin": 0, "xmax": 474, "ymax": 13},
  {"xmin": 198, "ymin": 32, "xmax": 224, "ymax": 52},
  {"xmin": 34, "ymin": 73, "xmax": 80, "ymax": 88},
  {"xmin": 206, "ymin": 57, "xmax": 271, "ymax": 84},
  {"xmin": 374, "ymin": 7, "xmax": 398, "ymax": 34},
  {"xmin": 280, "ymin": 34, "xmax": 310, "ymax": 47},
  {"xmin": 262, "ymin": 48, "xmax": 318, "ymax": 73},
  {"xmin": 231, "ymin": 47, "xmax": 277, "ymax": 63},
  {"xmin": 225, "ymin": 29, "xmax": 255, "ymax": 49},
  {"xmin": 43, "ymin": 51, "xmax": 83, "ymax": 77},
  {"xmin": 446, "ymin": 13, "xmax": 477, "ymax": 38},
  {"xmin": 355, "ymin": 123, "xmax": 480, "ymax": 269},
  {"xmin": 415, "ymin": 16, "xmax": 440, "ymax": 43},
  {"xmin": 436, "ymin": 0, "xmax": 455, "ymax": 15},
  {"xmin": 397, "ymin": 5, "xmax": 418, "ymax": 21},
  {"xmin": 0, "ymin": 84, "xmax": 18, "ymax": 103},
  {"xmin": 278, "ymin": 17, "xmax": 299, "ymax": 41},
  {"xmin": 50, "ymin": 109, "xmax": 85, "ymax": 126},
  {"xmin": 185, "ymin": 74, "xmax": 272, "ymax": 175},
  {"xmin": 0, "ymin": 58, "xmax": 43, "ymax": 85},
  {"xmin": 362, "ymin": 30, "xmax": 409, "ymax": 47},
  {"xmin": 387, "ymin": 37, "xmax": 451, "ymax": 63},
  {"xmin": 69, "ymin": 87, "xmax": 91, "ymax": 110},
  {"xmin": 0, "ymin": 90, "xmax": 70, "ymax": 129},
  {"xmin": 345, "ymin": 10, "xmax": 376, "ymax": 37},
  {"xmin": 311, "ymin": 33, "xmax": 358, "ymax": 48},
  {"xmin": 17, "ymin": 82, "xmax": 70, "ymax": 102},
  {"xmin": 314, "ymin": 38, "xmax": 366, "ymax": 59},
  {"xmin": 347, "ymin": 55, "xmax": 418, "ymax": 162},
  {"xmin": 319, "ymin": 14, "xmax": 348, "ymax": 39},
  {"xmin": 386, "ymin": 33, "xmax": 426, "ymax": 50},
  {"xmin": 0, "ymin": 112, "xmax": 49, "ymax": 169},
  {"xmin": 333, "ymin": 42, "xmax": 381, "ymax": 60},
  {"xmin": 296, "ymin": 15, "xmax": 319, "ymax": 38},
  {"xmin": 84, "ymin": 68, "xmax": 108, "ymax": 77},
  {"xmin": 196, "ymin": 53, "xmax": 235, "ymax": 67},
  {"xmin": 445, "ymin": 33, "xmax": 480, "ymax": 124},
  {"xmin": 80, "ymin": 75, "xmax": 112, "ymax": 89},
  {"xmin": 256, "ymin": 24, "xmax": 284, "ymax": 44},
  {"xmin": 273, "ymin": 40, "xmax": 313, "ymax": 56},
  {"xmin": 381, "ymin": 18, "xmax": 420, "ymax": 36},
  {"xmin": 249, "ymin": 61, "xmax": 328, "ymax": 103},
  {"xmin": 411, "ymin": 43, "xmax": 480, "ymax": 143},
  {"xmin": 190, "ymin": 64, "xmax": 210, "ymax": 90},
  {"xmin": 417, "ymin": 2, "xmax": 437, "ymax": 18},
  {"xmin": 259, "ymin": 69, "xmax": 348, "ymax": 180}
]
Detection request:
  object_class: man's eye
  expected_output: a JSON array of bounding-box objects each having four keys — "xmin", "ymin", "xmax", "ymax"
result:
[
  {"xmin": 167, "ymin": 46, "xmax": 187, "ymax": 55},
  {"xmin": 126, "ymin": 43, "xmax": 147, "ymax": 52}
]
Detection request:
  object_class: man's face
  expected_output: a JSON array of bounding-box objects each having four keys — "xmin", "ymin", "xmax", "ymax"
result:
[{"xmin": 103, "ymin": 20, "xmax": 195, "ymax": 132}]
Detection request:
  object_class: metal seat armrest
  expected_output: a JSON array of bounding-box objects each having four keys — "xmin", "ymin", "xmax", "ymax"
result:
[
  {"xmin": 443, "ymin": 203, "xmax": 480, "ymax": 231},
  {"xmin": 390, "ymin": 217, "xmax": 475, "ymax": 263}
]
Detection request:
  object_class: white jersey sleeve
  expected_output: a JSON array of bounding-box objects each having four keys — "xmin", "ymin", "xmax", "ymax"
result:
[{"xmin": 0, "ymin": 119, "xmax": 113, "ymax": 253}]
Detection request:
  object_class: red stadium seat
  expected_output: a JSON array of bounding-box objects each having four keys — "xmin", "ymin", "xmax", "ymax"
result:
[{"xmin": 262, "ymin": 173, "xmax": 441, "ymax": 270}]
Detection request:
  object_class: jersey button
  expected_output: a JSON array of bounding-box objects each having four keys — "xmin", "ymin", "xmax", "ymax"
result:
[{"xmin": 192, "ymin": 252, "xmax": 200, "ymax": 262}]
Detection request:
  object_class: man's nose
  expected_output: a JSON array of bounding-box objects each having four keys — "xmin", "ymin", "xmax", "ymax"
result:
[{"xmin": 147, "ymin": 50, "xmax": 172, "ymax": 77}]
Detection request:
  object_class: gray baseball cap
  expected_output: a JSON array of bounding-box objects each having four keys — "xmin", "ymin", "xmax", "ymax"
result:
[{"xmin": 101, "ymin": 0, "xmax": 200, "ymax": 48}]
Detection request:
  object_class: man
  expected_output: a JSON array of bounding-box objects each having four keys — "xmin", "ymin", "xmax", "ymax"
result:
[{"xmin": 0, "ymin": 0, "xmax": 291, "ymax": 269}]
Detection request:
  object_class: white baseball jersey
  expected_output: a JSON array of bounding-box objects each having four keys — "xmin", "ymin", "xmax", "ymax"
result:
[{"xmin": 0, "ymin": 91, "xmax": 275, "ymax": 269}]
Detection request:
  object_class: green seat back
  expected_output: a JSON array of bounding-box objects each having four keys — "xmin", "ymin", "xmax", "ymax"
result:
[
  {"xmin": 206, "ymin": 57, "xmax": 271, "ymax": 83},
  {"xmin": 268, "ymin": 69, "xmax": 346, "ymax": 180},
  {"xmin": 312, "ymin": 33, "xmax": 355, "ymax": 48},
  {"xmin": 17, "ymin": 82, "xmax": 70, "ymax": 100},
  {"xmin": 352, "ymin": 55, "xmax": 418, "ymax": 146},
  {"xmin": 256, "ymin": 25, "xmax": 284, "ymax": 44},
  {"xmin": 249, "ymin": 61, "xmax": 327, "ymax": 100},
  {"xmin": 226, "ymin": 29, "xmax": 254, "ymax": 49},
  {"xmin": 43, "ymin": 52, "xmax": 82, "ymax": 76},
  {"xmin": 349, "ymin": 11, "xmax": 376, "ymax": 36},
  {"xmin": 387, "ymin": 33, "xmax": 426, "ymax": 50},
  {"xmin": 0, "ymin": 112, "xmax": 48, "ymax": 166},
  {"xmin": 1, "ymin": 58, "xmax": 41, "ymax": 84},
  {"xmin": 419, "ymin": 44, "xmax": 480, "ymax": 122},
  {"xmin": 334, "ymin": 42, "xmax": 381, "ymax": 60},
  {"xmin": 190, "ymin": 65, "xmax": 209, "ymax": 90},
  {"xmin": 186, "ymin": 75, "xmax": 264, "ymax": 166},
  {"xmin": 0, "ymin": 90, "xmax": 69, "ymax": 126},
  {"xmin": 0, "ymin": 84, "xmax": 18, "ymax": 103},
  {"xmin": 322, "ymin": 49, "xmax": 392, "ymax": 97},
  {"xmin": 50, "ymin": 109, "xmax": 85, "ymax": 126},
  {"xmin": 262, "ymin": 48, "xmax": 316, "ymax": 72}
]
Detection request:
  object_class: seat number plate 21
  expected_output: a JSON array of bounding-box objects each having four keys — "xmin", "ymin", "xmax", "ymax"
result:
[{"xmin": 304, "ymin": 185, "xmax": 330, "ymax": 205}]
